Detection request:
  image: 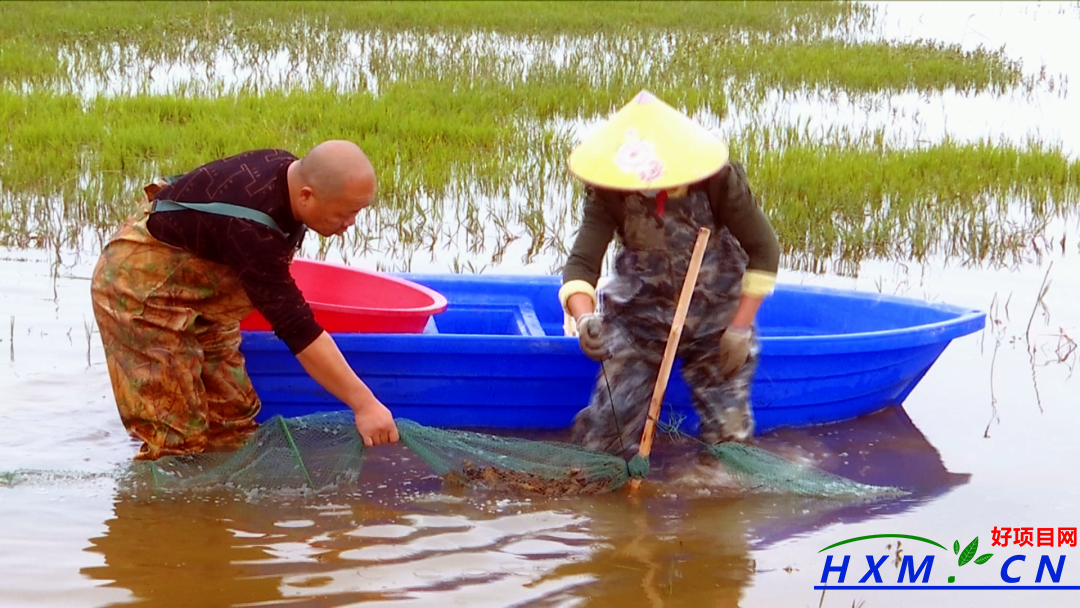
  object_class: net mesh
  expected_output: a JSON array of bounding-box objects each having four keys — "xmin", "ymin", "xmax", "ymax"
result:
[
  {"xmin": 3, "ymin": 412, "xmax": 907, "ymax": 501},
  {"xmin": 396, "ymin": 419, "xmax": 631, "ymax": 496},
  {"xmin": 706, "ymin": 442, "xmax": 907, "ymax": 499},
  {"xmin": 125, "ymin": 413, "xmax": 632, "ymax": 496},
  {"xmin": 135, "ymin": 411, "xmax": 366, "ymax": 492}
]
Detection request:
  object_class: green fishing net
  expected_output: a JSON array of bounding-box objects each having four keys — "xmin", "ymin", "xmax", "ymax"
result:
[
  {"xmin": 3, "ymin": 411, "xmax": 905, "ymax": 500},
  {"xmin": 129, "ymin": 412, "xmax": 902, "ymax": 500},
  {"xmin": 134, "ymin": 411, "xmax": 367, "ymax": 492},
  {"xmin": 396, "ymin": 419, "xmax": 631, "ymax": 496},
  {"xmin": 122, "ymin": 413, "xmax": 631, "ymax": 496},
  {"xmin": 707, "ymin": 442, "xmax": 907, "ymax": 499}
]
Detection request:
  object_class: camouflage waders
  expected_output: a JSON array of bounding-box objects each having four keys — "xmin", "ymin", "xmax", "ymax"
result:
[
  {"xmin": 569, "ymin": 188, "xmax": 760, "ymax": 456},
  {"xmin": 90, "ymin": 196, "xmax": 260, "ymax": 460}
]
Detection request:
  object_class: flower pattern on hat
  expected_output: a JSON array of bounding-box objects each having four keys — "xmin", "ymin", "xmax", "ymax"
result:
[{"xmin": 614, "ymin": 129, "xmax": 665, "ymax": 182}]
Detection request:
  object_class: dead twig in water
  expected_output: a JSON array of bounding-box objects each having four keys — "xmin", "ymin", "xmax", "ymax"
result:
[
  {"xmin": 1030, "ymin": 350, "xmax": 1044, "ymax": 414},
  {"xmin": 1025, "ymin": 262, "xmax": 1052, "ymax": 347},
  {"xmin": 1024, "ymin": 263, "xmax": 1052, "ymax": 415},
  {"xmin": 985, "ymin": 319, "xmax": 1003, "ymax": 439},
  {"xmin": 1056, "ymin": 330, "xmax": 1078, "ymax": 378},
  {"xmin": 1029, "ymin": 328, "xmax": 1078, "ymax": 375},
  {"xmin": 981, "ymin": 292, "xmax": 1012, "ymax": 352},
  {"xmin": 982, "ymin": 294, "xmax": 1006, "ymax": 438},
  {"xmin": 84, "ymin": 316, "xmax": 94, "ymax": 367}
]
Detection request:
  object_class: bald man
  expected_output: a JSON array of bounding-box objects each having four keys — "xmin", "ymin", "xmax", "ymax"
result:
[{"xmin": 91, "ymin": 143, "xmax": 398, "ymax": 460}]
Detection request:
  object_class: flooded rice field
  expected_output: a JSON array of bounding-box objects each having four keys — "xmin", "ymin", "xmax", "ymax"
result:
[{"xmin": 3, "ymin": 1, "xmax": 1080, "ymax": 606}]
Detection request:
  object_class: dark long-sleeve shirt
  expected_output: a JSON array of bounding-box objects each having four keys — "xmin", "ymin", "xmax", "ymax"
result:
[
  {"xmin": 562, "ymin": 161, "xmax": 780, "ymax": 289},
  {"xmin": 146, "ymin": 149, "xmax": 323, "ymax": 354}
]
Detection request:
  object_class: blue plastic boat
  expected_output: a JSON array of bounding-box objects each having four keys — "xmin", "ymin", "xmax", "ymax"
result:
[{"xmin": 239, "ymin": 274, "xmax": 985, "ymax": 435}]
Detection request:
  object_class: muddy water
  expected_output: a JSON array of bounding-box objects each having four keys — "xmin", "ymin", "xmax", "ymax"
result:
[
  {"xmin": 5, "ymin": 3, "xmax": 1080, "ymax": 608},
  {"xmin": 4, "ymin": 236, "xmax": 1080, "ymax": 607}
]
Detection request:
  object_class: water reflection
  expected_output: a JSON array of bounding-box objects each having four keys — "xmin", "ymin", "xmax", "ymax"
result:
[
  {"xmin": 745, "ymin": 405, "xmax": 971, "ymax": 549},
  {"xmin": 81, "ymin": 495, "xmax": 285, "ymax": 606},
  {"xmin": 80, "ymin": 405, "xmax": 965, "ymax": 606}
]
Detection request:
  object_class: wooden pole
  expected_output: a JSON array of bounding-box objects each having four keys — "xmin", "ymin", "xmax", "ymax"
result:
[{"xmin": 628, "ymin": 227, "xmax": 711, "ymax": 492}]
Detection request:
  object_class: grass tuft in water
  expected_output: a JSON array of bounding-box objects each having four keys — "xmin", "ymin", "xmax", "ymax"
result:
[{"xmin": 0, "ymin": 1, "xmax": 1075, "ymax": 275}]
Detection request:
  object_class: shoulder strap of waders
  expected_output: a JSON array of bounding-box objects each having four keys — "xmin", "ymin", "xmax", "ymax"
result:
[{"xmin": 151, "ymin": 199, "xmax": 285, "ymax": 234}]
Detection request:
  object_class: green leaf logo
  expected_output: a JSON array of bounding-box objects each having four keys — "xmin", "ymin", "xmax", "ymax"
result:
[
  {"xmin": 959, "ymin": 537, "xmax": 979, "ymax": 566},
  {"xmin": 950, "ymin": 537, "xmax": 994, "ymax": 582}
]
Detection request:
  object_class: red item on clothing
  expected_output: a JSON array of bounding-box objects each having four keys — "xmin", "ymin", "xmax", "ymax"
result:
[{"xmin": 656, "ymin": 189, "xmax": 668, "ymax": 216}]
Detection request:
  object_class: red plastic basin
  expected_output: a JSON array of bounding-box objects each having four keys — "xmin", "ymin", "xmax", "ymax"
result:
[{"xmin": 240, "ymin": 258, "xmax": 447, "ymax": 334}]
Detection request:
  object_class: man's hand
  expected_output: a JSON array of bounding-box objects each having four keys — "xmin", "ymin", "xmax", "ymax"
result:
[
  {"xmin": 718, "ymin": 326, "xmax": 752, "ymax": 378},
  {"xmin": 352, "ymin": 399, "xmax": 400, "ymax": 447},
  {"xmin": 576, "ymin": 313, "xmax": 608, "ymax": 361},
  {"xmin": 295, "ymin": 332, "xmax": 400, "ymax": 447}
]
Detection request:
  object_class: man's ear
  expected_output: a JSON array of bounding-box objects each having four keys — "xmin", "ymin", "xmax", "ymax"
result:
[{"xmin": 298, "ymin": 185, "xmax": 316, "ymax": 206}]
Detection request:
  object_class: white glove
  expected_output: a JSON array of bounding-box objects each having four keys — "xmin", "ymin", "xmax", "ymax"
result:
[
  {"xmin": 718, "ymin": 326, "xmax": 752, "ymax": 378},
  {"xmin": 576, "ymin": 313, "xmax": 608, "ymax": 361}
]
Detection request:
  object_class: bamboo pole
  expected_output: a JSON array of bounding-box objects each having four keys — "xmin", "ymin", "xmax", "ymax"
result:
[{"xmin": 629, "ymin": 227, "xmax": 710, "ymax": 492}]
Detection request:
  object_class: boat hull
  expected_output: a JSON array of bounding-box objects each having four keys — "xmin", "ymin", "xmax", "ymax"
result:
[{"xmin": 239, "ymin": 274, "xmax": 984, "ymax": 434}]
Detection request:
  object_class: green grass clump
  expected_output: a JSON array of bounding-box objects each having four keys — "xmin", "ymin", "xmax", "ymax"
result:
[
  {"xmin": 0, "ymin": 0, "xmax": 1075, "ymax": 275},
  {"xmin": 0, "ymin": 1, "xmax": 868, "ymax": 42},
  {"xmin": 2, "ymin": 84, "xmax": 1077, "ymax": 273},
  {"xmin": 746, "ymin": 136, "xmax": 1080, "ymax": 273},
  {"xmin": 0, "ymin": 1, "xmax": 1032, "ymax": 100}
]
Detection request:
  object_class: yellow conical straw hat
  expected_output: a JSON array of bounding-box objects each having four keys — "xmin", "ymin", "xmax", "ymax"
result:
[{"xmin": 567, "ymin": 90, "xmax": 729, "ymax": 191}]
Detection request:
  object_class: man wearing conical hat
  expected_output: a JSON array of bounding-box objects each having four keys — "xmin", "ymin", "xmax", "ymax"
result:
[{"xmin": 560, "ymin": 90, "xmax": 780, "ymax": 457}]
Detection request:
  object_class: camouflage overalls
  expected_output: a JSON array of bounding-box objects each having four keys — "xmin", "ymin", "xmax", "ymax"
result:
[
  {"xmin": 569, "ymin": 188, "xmax": 759, "ymax": 456},
  {"xmin": 91, "ymin": 192, "xmax": 261, "ymax": 460}
]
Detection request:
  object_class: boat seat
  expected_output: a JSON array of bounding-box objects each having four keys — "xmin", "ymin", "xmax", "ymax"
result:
[{"xmin": 422, "ymin": 295, "xmax": 547, "ymax": 337}]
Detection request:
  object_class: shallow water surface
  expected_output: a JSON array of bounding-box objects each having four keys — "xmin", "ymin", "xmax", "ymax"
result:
[
  {"xmin": 4, "ymin": 231, "xmax": 1080, "ymax": 607},
  {"xmin": 4, "ymin": 2, "xmax": 1080, "ymax": 607}
]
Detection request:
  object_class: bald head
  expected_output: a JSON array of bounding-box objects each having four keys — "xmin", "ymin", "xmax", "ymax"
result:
[
  {"xmin": 288, "ymin": 140, "xmax": 377, "ymax": 237},
  {"xmin": 298, "ymin": 140, "xmax": 375, "ymax": 199}
]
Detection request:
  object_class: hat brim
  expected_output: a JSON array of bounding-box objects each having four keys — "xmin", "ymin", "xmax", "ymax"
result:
[{"xmin": 567, "ymin": 90, "xmax": 729, "ymax": 191}]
